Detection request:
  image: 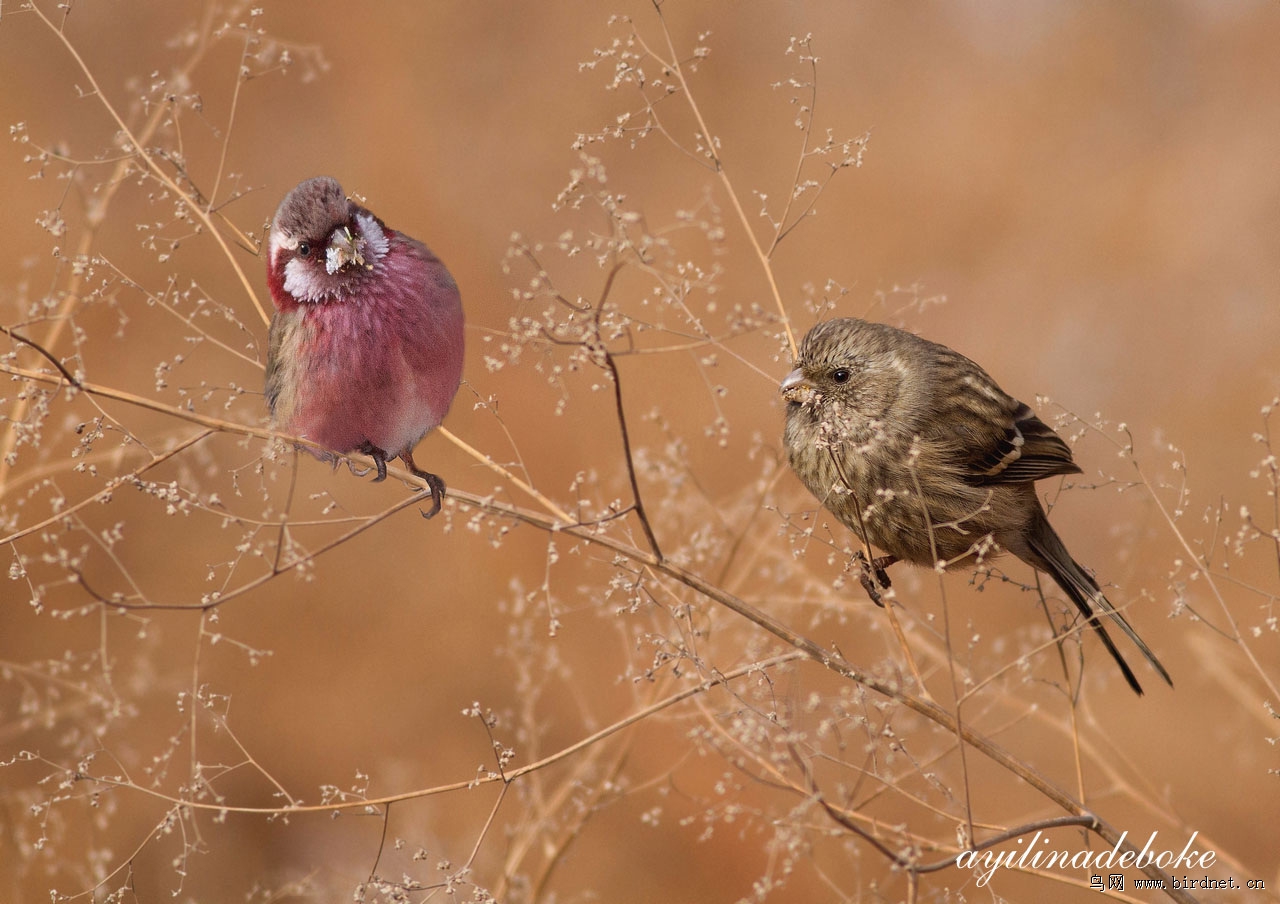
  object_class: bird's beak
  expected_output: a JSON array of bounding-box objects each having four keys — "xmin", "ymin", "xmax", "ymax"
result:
[
  {"xmin": 325, "ymin": 225, "xmax": 369, "ymax": 275},
  {"xmin": 780, "ymin": 368, "xmax": 815, "ymax": 404}
]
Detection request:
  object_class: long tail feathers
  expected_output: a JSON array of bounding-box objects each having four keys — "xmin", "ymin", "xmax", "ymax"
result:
[{"xmin": 1026, "ymin": 514, "xmax": 1173, "ymax": 696}]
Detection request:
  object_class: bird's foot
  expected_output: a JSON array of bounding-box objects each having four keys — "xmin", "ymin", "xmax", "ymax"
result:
[
  {"xmin": 858, "ymin": 571, "xmax": 885, "ymax": 607},
  {"xmin": 854, "ymin": 552, "xmax": 898, "ymax": 607},
  {"xmin": 344, "ymin": 459, "xmax": 374, "ymax": 478},
  {"xmin": 357, "ymin": 443, "xmax": 390, "ymax": 482},
  {"xmin": 400, "ymin": 451, "xmax": 446, "ymax": 519},
  {"xmin": 872, "ymin": 555, "xmax": 897, "ymax": 589}
]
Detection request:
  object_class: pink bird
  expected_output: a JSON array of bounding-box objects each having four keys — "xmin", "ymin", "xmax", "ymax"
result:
[{"xmin": 264, "ymin": 176, "xmax": 464, "ymax": 517}]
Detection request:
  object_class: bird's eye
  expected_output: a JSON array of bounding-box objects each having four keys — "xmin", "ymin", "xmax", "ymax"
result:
[
  {"xmin": 297, "ymin": 242, "xmax": 312, "ymax": 258},
  {"xmin": 831, "ymin": 368, "xmax": 852, "ymax": 384}
]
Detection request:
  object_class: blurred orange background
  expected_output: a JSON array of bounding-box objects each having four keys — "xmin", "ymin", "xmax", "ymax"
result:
[{"xmin": 2, "ymin": 1, "xmax": 1278, "ymax": 901}]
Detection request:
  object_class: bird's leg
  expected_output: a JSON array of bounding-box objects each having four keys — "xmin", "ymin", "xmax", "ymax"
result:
[
  {"xmin": 853, "ymin": 550, "xmax": 893, "ymax": 606},
  {"xmin": 357, "ymin": 442, "xmax": 390, "ymax": 482},
  {"xmin": 858, "ymin": 570, "xmax": 885, "ymax": 606},
  {"xmin": 849, "ymin": 548, "xmax": 880, "ymax": 604},
  {"xmin": 871, "ymin": 555, "xmax": 898, "ymax": 589},
  {"xmin": 400, "ymin": 450, "xmax": 446, "ymax": 520}
]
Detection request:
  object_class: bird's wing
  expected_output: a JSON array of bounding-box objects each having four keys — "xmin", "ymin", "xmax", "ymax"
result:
[
  {"xmin": 264, "ymin": 313, "xmax": 285, "ymax": 416},
  {"xmin": 963, "ymin": 399, "xmax": 1082, "ymax": 485},
  {"xmin": 919, "ymin": 344, "xmax": 1084, "ymax": 487}
]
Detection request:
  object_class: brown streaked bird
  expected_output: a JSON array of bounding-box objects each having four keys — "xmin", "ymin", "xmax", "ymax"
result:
[{"xmin": 781, "ymin": 317, "xmax": 1171, "ymax": 695}]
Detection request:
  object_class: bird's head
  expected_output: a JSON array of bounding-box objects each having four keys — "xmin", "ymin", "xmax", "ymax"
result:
[
  {"xmin": 782, "ymin": 318, "xmax": 905, "ymax": 416},
  {"xmin": 267, "ymin": 176, "xmax": 391, "ymax": 309}
]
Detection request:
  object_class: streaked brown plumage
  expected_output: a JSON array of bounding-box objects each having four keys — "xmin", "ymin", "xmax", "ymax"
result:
[{"xmin": 781, "ymin": 317, "xmax": 1171, "ymax": 695}]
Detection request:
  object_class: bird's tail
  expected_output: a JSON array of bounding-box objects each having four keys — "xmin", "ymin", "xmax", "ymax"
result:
[{"xmin": 1025, "ymin": 511, "xmax": 1173, "ymax": 696}]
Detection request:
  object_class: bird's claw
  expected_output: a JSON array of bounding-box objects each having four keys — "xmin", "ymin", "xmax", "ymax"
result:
[
  {"xmin": 415, "ymin": 471, "xmax": 446, "ymax": 519},
  {"xmin": 351, "ymin": 446, "xmax": 446, "ymax": 518},
  {"xmin": 859, "ymin": 571, "xmax": 886, "ymax": 607},
  {"xmin": 872, "ymin": 555, "xmax": 896, "ymax": 589},
  {"xmin": 355, "ymin": 443, "xmax": 390, "ymax": 482},
  {"xmin": 397, "ymin": 451, "xmax": 447, "ymax": 519},
  {"xmin": 344, "ymin": 459, "xmax": 373, "ymax": 478},
  {"xmin": 854, "ymin": 551, "xmax": 897, "ymax": 607}
]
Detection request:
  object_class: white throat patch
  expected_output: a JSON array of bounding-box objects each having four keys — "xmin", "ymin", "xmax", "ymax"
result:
[{"xmin": 280, "ymin": 213, "xmax": 391, "ymax": 304}]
